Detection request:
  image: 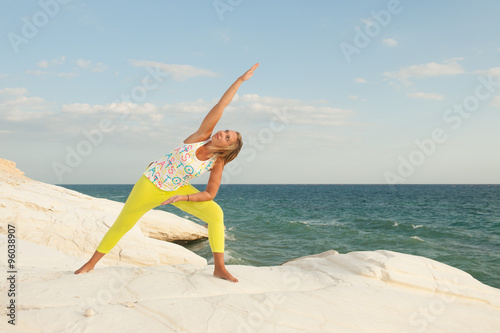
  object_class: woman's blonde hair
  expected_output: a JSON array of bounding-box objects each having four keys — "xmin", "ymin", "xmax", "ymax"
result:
[{"xmin": 207, "ymin": 131, "xmax": 243, "ymax": 165}]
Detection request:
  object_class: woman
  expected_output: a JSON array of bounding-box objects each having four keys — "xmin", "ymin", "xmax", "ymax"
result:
[{"xmin": 74, "ymin": 63, "xmax": 259, "ymax": 283}]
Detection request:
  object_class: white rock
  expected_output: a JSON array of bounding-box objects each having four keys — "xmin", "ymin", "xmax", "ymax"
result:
[
  {"xmin": 84, "ymin": 308, "xmax": 95, "ymax": 317},
  {"xmin": 280, "ymin": 249, "xmax": 339, "ymax": 264},
  {"xmin": 0, "ymin": 235, "xmax": 499, "ymax": 333},
  {"xmin": 0, "ymin": 158, "xmax": 208, "ymax": 267}
]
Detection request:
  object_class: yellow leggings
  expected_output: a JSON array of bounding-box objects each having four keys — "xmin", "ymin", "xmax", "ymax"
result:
[{"xmin": 96, "ymin": 175, "xmax": 225, "ymax": 254}]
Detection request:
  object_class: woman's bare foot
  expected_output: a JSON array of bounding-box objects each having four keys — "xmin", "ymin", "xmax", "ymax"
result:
[
  {"xmin": 74, "ymin": 251, "xmax": 105, "ymax": 274},
  {"xmin": 74, "ymin": 262, "xmax": 95, "ymax": 274},
  {"xmin": 213, "ymin": 268, "xmax": 239, "ymax": 283}
]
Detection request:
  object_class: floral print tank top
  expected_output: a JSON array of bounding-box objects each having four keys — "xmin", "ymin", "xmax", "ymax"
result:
[{"xmin": 144, "ymin": 140, "xmax": 216, "ymax": 191}]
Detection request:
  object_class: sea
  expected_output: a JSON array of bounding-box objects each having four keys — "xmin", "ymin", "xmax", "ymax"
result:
[{"xmin": 58, "ymin": 183, "xmax": 500, "ymax": 289}]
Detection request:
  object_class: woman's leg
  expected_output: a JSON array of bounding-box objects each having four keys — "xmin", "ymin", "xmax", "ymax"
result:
[
  {"xmin": 75, "ymin": 178, "xmax": 238, "ymax": 282},
  {"xmin": 172, "ymin": 184, "xmax": 238, "ymax": 282},
  {"xmin": 75, "ymin": 175, "xmax": 166, "ymax": 274}
]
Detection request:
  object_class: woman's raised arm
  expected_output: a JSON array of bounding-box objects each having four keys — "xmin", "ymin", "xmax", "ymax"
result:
[{"xmin": 188, "ymin": 63, "xmax": 259, "ymax": 141}]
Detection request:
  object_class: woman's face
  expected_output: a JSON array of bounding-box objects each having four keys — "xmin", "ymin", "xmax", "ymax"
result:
[{"xmin": 212, "ymin": 130, "xmax": 237, "ymax": 147}]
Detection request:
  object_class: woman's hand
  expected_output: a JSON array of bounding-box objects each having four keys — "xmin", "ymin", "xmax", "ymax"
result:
[
  {"xmin": 240, "ymin": 63, "xmax": 259, "ymax": 81},
  {"xmin": 161, "ymin": 195, "xmax": 186, "ymax": 205}
]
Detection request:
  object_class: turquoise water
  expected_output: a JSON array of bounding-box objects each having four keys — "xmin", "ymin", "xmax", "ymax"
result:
[{"xmin": 59, "ymin": 183, "xmax": 500, "ymax": 289}]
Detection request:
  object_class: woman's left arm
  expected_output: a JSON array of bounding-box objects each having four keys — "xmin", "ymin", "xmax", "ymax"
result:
[
  {"xmin": 161, "ymin": 160, "xmax": 224, "ymax": 205},
  {"xmin": 189, "ymin": 63, "xmax": 259, "ymax": 141}
]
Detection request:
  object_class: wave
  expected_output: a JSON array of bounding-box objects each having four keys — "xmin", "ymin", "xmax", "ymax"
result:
[
  {"xmin": 289, "ymin": 220, "xmax": 312, "ymax": 227},
  {"xmin": 225, "ymin": 231, "xmax": 236, "ymax": 241},
  {"xmin": 289, "ymin": 219, "xmax": 342, "ymax": 227},
  {"xmin": 214, "ymin": 249, "xmax": 248, "ymax": 265}
]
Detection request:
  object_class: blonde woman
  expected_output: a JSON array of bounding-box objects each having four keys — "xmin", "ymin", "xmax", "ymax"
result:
[{"xmin": 75, "ymin": 63, "xmax": 259, "ymax": 282}]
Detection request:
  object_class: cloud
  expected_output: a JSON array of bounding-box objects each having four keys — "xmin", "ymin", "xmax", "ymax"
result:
[
  {"xmin": 492, "ymin": 96, "xmax": 500, "ymax": 107},
  {"xmin": 407, "ymin": 92, "xmax": 444, "ymax": 100},
  {"xmin": 162, "ymin": 99, "xmax": 213, "ymax": 114},
  {"xmin": 38, "ymin": 56, "xmax": 66, "ymax": 68},
  {"xmin": 37, "ymin": 61, "xmax": 49, "ymax": 69},
  {"xmin": 0, "ymin": 88, "xmax": 168, "ymax": 143},
  {"xmin": 26, "ymin": 57, "xmax": 105, "ymax": 76},
  {"xmin": 348, "ymin": 95, "xmax": 359, "ymax": 100},
  {"xmin": 230, "ymin": 94, "xmax": 355, "ymax": 127},
  {"xmin": 129, "ymin": 60, "xmax": 217, "ymax": 82},
  {"xmin": 26, "ymin": 70, "xmax": 77, "ymax": 77},
  {"xmin": 0, "ymin": 88, "xmax": 52, "ymax": 123},
  {"xmin": 27, "ymin": 56, "xmax": 107, "ymax": 77},
  {"xmin": 75, "ymin": 59, "xmax": 107, "ymax": 72},
  {"xmin": 2, "ymin": 88, "xmax": 359, "ymax": 153},
  {"xmin": 354, "ymin": 78, "xmax": 367, "ymax": 83},
  {"xmin": 474, "ymin": 67, "xmax": 500, "ymax": 79},
  {"xmin": 0, "ymin": 87, "xmax": 28, "ymax": 96},
  {"xmin": 162, "ymin": 93, "xmax": 353, "ymax": 126},
  {"xmin": 382, "ymin": 38, "xmax": 398, "ymax": 47},
  {"xmin": 75, "ymin": 59, "xmax": 91, "ymax": 69},
  {"xmin": 293, "ymin": 132, "xmax": 363, "ymax": 148},
  {"xmin": 61, "ymin": 102, "xmax": 160, "ymax": 118},
  {"xmin": 383, "ymin": 58, "xmax": 465, "ymax": 84}
]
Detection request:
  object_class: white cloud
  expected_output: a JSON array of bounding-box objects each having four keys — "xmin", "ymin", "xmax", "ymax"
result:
[
  {"xmin": 407, "ymin": 92, "xmax": 444, "ymax": 100},
  {"xmin": 37, "ymin": 61, "xmax": 49, "ymax": 69},
  {"xmin": 62, "ymin": 102, "xmax": 160, "ymax": 117},
  {"xmin": 59, "ymin": 72, "xmax": 78, "ymax": 78},
  {"xmin": 27, "ymin": 70, "xmax": 46, "ymax": 76},
  {"xmin": 75, "ymin": 59, "xmax": 90, "ymax": 69},
  {"xmin": 0, "ymin": 87, "xmax": 28, "ymax": 96},
  {"xmin": 382, "ymin": 38, "xmax": 398, "ymax": 47},
  {"xmin": 355, "ymin": 78, "xmax": 367, "ymax": 83},
  {"xmin": 38, "ymin": 56, "xmax": 66, "ymax": 68},
  {"xmin": 129, "ymin": 60, "xmax": 217, "ymax": 82},
  {"xmin": 25, "ymin": 57, "xmax": 105, "ymax": 79},
  {"xmin": 474, "ymin": 67, "xmax": 500, "ymax": 79},
  {"xmin": 294, "ymin": 132, "xmax": 363, "ymax": 148},
  {"xmin": 163, "ymin": 99, "xmax": 213, "ymax": 114},
  {"xmin": 75, "ymin": 59, "xmax": 107, "ymax": 72},
  {"xmin": 229, "ymin": 94, "xmax": 355, "ymax": 126},
  {"xmin": 2, "ymin": 90, "xmax": 357, "ymax": 150},
  {"xmin": 0, "ymin": 88, "xmax": 52, "ymax": 123},
  {"xmin": 383, "ymin": 58, "xmax": 465, "ymax": 84},
  {"xmin": 92, "ymin": 63, "xmax": 107, "ymax": 72},
  {"xmin": 348, "ymin": 95, "xmax": 359, "ymax": 100},
  {"xmin": 492, "ymin": 96, "xmax": 500, "ymax": 107},
  {"xmin": 26, "ymin": 70, "xmax": 77, "ymax": 77},
  {"xmin": 0, "ymin": 89, "xmax": 167, "ymax": 143}
]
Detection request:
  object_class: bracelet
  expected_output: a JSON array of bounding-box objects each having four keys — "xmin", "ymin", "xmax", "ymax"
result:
[{"xmin": 187, "ymin": 195, "xmax": 190, "ymax": 202}]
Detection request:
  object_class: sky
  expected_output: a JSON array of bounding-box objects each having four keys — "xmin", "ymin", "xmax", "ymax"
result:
[{"xmin": 1, "ymin": 0, "xmax": 499, "ymax": 185}]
